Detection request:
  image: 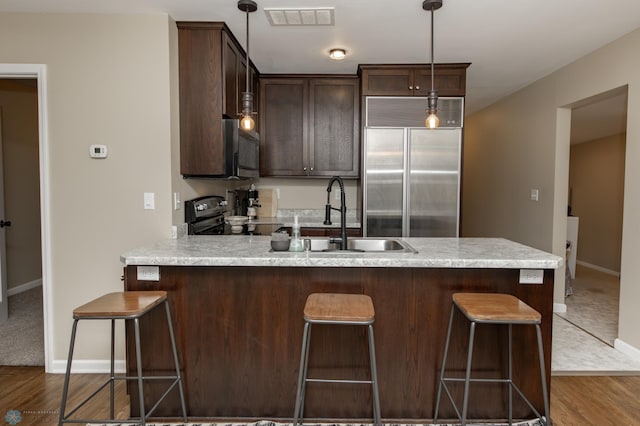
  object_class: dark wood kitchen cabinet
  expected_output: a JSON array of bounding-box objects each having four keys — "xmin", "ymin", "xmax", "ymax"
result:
[
  {"xmin": 359, "ymin": 63, "xmax": 469, "ymax": 97},
  {"xmin": 124, "ymin": 264, "xmax": 552, "ymax": 421},
  {"xmin": 177, "ymin": 22, "xmax": 259, "ymax": 177},
  {"xmin": 259, "ymin": 76, "xmax": 359, "ymax": 178}
]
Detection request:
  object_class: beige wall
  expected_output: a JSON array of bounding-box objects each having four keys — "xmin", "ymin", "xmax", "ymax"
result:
[
  {"xmin": 0, "ymin": 13, "xmax": 177, "ymax": 367},
  {"xmin": 569, "ymin": 134, "xmax": 625, "ymax": 272},
  {"xmin": 258, "ymin": 178, "xmax": 359, "ymax": 211},
  {"xmin": 0, "ymin": 80, "xmax": 42, "ymax": 290},
  {"xmin": 463, "ymin": 27, "xmax": 640, "ymax": 350}
]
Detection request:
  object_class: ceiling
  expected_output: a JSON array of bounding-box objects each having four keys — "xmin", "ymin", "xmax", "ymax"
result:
[{"xmin": 1, "ymin": 0, "xmax": 638, "ymax": 136}]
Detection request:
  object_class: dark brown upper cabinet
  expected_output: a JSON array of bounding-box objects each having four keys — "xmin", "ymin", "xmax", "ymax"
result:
[
  {"xmin": 259, "ymin": 76, "xmax": 360, "ymax": 178},
  {"xmin": 359, "ymin": 64, "xmax": 469, "ymax": 97},
  {"xmin": 177, "ymin": 22, "xmax": 259, "ymax": 177}
]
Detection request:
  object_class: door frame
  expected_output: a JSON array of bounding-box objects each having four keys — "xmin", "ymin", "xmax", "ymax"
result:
[
  {"xmin": 0, "ymin": 107, "xmax": 6, "ymax": 323},
  {"xmin": 0, "ymin": 64, "xmax": 52, "ymax": 371}
]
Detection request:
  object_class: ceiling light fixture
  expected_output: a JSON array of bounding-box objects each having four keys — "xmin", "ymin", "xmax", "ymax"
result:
[
  {"xmin": 329, "ymin": 48, "xmax": 346, "ymax": 60},
  {"xmin": 238, "ymin": 0, "xmax": 258, "ymax": 131},
  {"xmin": 423, "ymin": 0, "xmax": 442, "ymax": 129}
]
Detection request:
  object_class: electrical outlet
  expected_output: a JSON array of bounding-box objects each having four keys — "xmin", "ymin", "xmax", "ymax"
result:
[
  {"xmin": 137, "ymin": 266, "xmax": 160, "ymax": 281},
  {"xmin": 519, "ymin": 269, "xmax": 543, "ymax": 284}
]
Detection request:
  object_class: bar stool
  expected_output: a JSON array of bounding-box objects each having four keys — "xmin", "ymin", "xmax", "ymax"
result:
[
  {"xmin": 58, "ymin": 291, "xmax": 187, "ymax": 425},
  {"xmin": 293, "ymin": 293, "xmax": 381, "ymax": 426},
  {"xmin": 434, "ymin": 293, "xmax": 549, "ymax": 426}
]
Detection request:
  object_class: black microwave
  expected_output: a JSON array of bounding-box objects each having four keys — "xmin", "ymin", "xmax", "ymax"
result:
[{"xmin": 223, "ymin": 119, "xmax": 260, "ymax": 178}]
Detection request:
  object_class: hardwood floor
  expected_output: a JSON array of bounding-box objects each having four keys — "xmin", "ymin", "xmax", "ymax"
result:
[
  {"xmin": 1, "ymin": 366, "xmax": 639, "ymax": 425},
  {"xmin": 0, "ymin": 366, "xmax": 129, "ymax": 425}
]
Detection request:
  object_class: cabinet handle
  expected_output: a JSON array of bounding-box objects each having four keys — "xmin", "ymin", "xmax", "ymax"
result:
[
  {"xmin": 408, "ymin": 86, "xmax": 413, "ymax": 90},
  {"xmin": 415, "ymin": 85, "xmax": 420, "ymax": 90},
  {"xmin": 303, "ymin": 167, "xmax": 307, "ymax": 171},
  {"xmin": 310, "ymin": 167, "xmax": 314, "ymax": 171}
]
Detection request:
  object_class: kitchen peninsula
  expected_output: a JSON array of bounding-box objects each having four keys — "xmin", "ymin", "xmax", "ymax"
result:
[{"xmin": 121, "ymin": 236, "xmax": 561, "ymax": 422}]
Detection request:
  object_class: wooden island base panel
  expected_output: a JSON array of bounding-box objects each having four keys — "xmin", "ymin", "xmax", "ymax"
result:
[{"xmin": 124, "ymin": 262, "xmax": 555, "ymax": 422}]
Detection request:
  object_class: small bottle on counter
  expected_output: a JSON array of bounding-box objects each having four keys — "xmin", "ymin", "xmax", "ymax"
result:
[{"xmin": 289, "ymin": 215, "xmax": 304, "ymax": 252}]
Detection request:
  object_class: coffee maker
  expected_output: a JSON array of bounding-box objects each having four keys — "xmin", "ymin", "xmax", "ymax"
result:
[{"xmin": 235, "ymin": 184, "xmax": 260, "ymax": 217}]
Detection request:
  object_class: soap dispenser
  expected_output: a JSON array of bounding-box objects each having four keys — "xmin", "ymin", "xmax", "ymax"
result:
[{"xmin": 288, "ymin": 215, "xmax": 304, "ymax": 252}]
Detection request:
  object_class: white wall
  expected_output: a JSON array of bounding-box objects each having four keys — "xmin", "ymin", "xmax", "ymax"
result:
[
  {"xmin": 0, "ymin": 13, "xmax": 177, "ymax": 370},
  {"xmin": 463, "ymin": 27, "xmax": 640, "ymax": 351}
]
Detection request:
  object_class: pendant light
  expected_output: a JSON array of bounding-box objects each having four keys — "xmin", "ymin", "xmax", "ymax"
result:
[
  {"xmin": 423, "ymin": 0, "xmax": 442, "ymax": 129},
  {"xmin": 238, "ymin": 0, "xmax": 257, "ymax": 131}
]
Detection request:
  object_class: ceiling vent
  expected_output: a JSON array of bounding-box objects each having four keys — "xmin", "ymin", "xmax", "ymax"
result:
[{"xmin": 264, "ymin": 7, "xmax": 335, "ymax": 26}]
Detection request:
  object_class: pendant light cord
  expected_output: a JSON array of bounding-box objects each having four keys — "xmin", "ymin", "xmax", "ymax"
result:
[
  {"xmin": 245, "ymin": 9, "xmax": 250, "ymax": 94},
  {"xmin": 430, "ymin": 7, "xmax": 435, "ymax": 92}
]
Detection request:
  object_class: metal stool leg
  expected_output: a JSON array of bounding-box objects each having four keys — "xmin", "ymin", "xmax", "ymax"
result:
[
  {"xmin": 164, "ymin": 300, "xmax": 188, "ymax": 421},
  {"xmin": 58, "ymin": 319, "xmax": 79, "ymax": 426},
  {"xmin": 293, "ymin": 321, "xmax": 312, "ymax": 426},
  {"xmin": 110, "ymin": 319, "xmax": 115, "ymax": 420},
  {"xmin": 367, "ymin": 324, "xmax": 381, "ymax": 426},
  {"xmin": 460, "ymin": 321, "xmax": 477, "ymax": 426},
  {"xmin": 433, "ymin": 302, "xmax": 455, "ymax": 424},
  {"xmin": 508, "ymin": 323, "xmax": 513, "ymax": 425},
  {"xmin": 536, "ymin": 324, "xmax": 550, "ymax": 426},
  {"xmin": 134, "ymin": 317, "xmax": 146, "ymax": 426}
]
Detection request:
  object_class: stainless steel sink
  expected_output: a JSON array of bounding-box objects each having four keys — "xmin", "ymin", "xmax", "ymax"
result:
[{"xmin": 308, "ymin": 238, "xmax": 417, "ymax": 253}]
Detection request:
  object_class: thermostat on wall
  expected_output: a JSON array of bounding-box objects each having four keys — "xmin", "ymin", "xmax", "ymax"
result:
[{"xmin": 89, "ymin": 144, "xmax": 108, "ymax": 159}]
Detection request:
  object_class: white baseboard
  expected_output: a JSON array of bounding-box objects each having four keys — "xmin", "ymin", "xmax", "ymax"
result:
[
  {"xmin": 51, "ymin": 359, "xmax": 126, "ymax": 374},
  {"xmin": 7, "ymin": 278, "xmax": 42, "ymax": 296},
  {"xmin": 576, "ymin": 260, "xmax": 620, "ymax": 277},
  {"xmin": 614, "ymin": 339, "xmax": 640, "ymax": 363},
  {"xmin": 554, "ymin": 303, "xmax": 567, "ymax": 313}
]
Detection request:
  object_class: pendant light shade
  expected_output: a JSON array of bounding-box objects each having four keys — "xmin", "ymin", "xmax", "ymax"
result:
[
  {"xmin": 423, "ymin": 0, "xmax": 442, "ymax": 129},
  {"xmin": 238, "ymin": 0, "xmax": 257, "ymax": 131}
]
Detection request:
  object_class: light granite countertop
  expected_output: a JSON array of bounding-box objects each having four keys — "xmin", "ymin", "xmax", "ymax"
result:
[{"xmin": 121, "ymin": 236, "xmax": 562, "ymax": 269}]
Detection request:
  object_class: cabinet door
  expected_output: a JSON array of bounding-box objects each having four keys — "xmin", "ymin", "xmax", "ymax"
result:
[
  {"xmin": 414, "ymin": 67, "xmax": 467, "ymax": 97},
  {"xmin": 259, "ymin": 79, "xmax": 308, "ymax": 176},
  {"xmin": 361, "ymin": 68, "xmax": 414, "ymax": 96},
  {"xmin": 308, "ymin": 78, "xmax": 360, "ymax": 177},
  {"xmin": 223, "ymin": 32, "xmax": 241, "ymax": 119},
  {"xmin": 178, "ymin": 24, "xmax": 225, "ymax": 176}
]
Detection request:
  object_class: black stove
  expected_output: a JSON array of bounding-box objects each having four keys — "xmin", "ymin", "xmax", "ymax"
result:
[
  {"xmin": 185, "ymin": 195, "xmax": 282, "ymax": 236},
  {"xmin": 185, "ymin": 195, "xmax": 227, "ymax": 235}
]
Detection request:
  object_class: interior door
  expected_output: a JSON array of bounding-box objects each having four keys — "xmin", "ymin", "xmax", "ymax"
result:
[{"xmin": 0, "ymin": 109, "xmax": 8, "ymax": 323}]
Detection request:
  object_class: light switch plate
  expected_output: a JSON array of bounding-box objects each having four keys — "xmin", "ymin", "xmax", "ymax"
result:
[
  {"xmin": 144, "ymin": 192, "xmax": 155, "ymax": 210},
  {"xmin": 519, "ymin": 269, "xmax": 543, "ymax": 284}
]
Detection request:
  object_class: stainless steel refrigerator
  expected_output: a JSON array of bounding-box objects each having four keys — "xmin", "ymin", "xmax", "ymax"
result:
[{"xmin": 363, "ymin": 97, "xmax": 463, "ymax": 237}]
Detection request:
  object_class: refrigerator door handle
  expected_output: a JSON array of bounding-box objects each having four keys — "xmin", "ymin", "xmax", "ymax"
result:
[{"xmin": 403, "ymin": 128, "xmax": 410, "ymax": 237}]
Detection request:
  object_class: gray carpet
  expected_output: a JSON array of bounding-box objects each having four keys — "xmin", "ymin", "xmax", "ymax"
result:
[{"xmin": 0, "ymin": 286, "xmax": 45, "ymax": 366}]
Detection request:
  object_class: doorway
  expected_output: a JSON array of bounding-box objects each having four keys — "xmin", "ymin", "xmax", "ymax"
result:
[
  {"xmin": 0, "ymin": 64, "xmax": 51, "ymax": 371},
  {"xmin": 553, "ymin": 87, "xmax": 629, "ymax": 372},
  {"xmin": 0, "ymin": 78, "xmax": 44, "ymax": 366}
]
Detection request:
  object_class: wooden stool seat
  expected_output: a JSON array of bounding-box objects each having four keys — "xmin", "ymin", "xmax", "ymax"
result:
[
  {"xmin": 73, "ymin": 291, "xmax": 167, "ymax": 319},
  {"xmin": 304, "ymin": 293, "xmax": 375, "ymax": 323},
  {"xmin": 434, "ymin": 292, "xmax": 549, "ymax": 426},
  {"xmin": 294, "ymin": 293, "xmax": 381, "ymax": 426},
  {"xmin": 452, "ymin": 293, "xmax": 541, "ymax": 324},
  {"xmin": 59, "ymin": 291, "xmax": 187, "ymax": 425}
]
